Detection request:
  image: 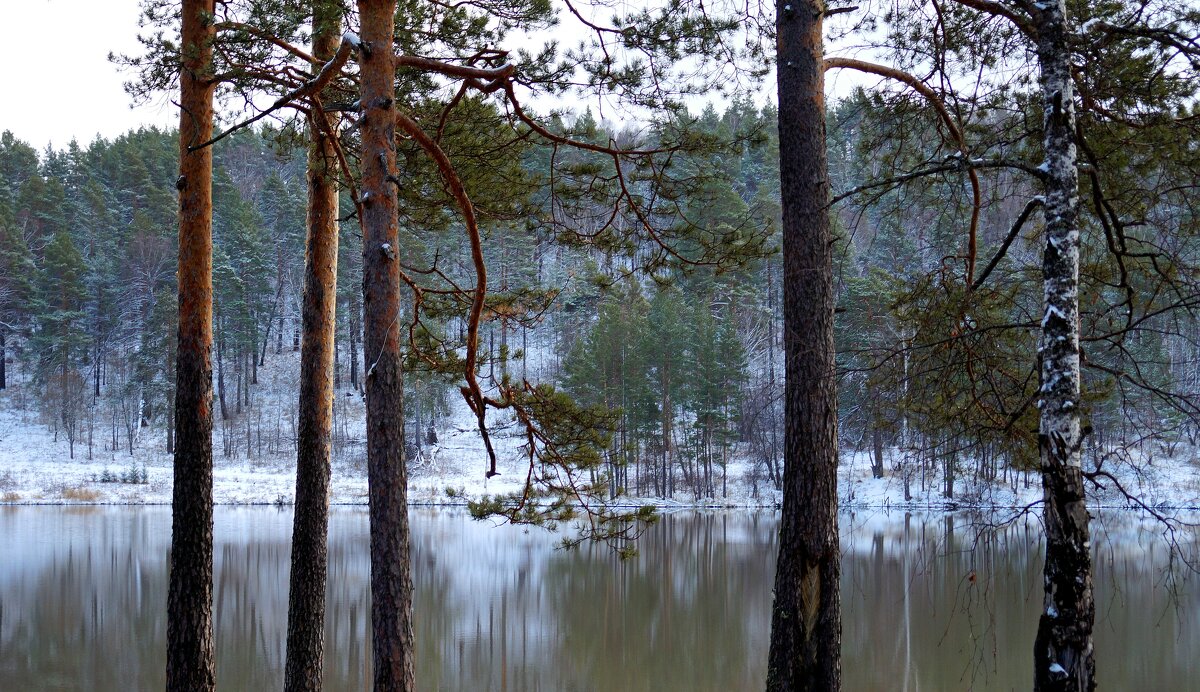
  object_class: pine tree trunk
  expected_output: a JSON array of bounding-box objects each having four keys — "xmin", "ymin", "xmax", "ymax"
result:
[
  {"xmin": 358, "ymin": 1, "xmax": 416, "ymax": 688},
  {"xmin": 1, "ymin": 329, "xmax": 6, "ymax": 390},
  {"xmin": 284, "ymin": 3, "xmax": 341, "ymax": 688},
  {"xmin": 766, "ymin": 0, "xmax": 842, "ymax": 689},
  {"xmin": 216, "ymin": 315, "xmax": 229, "ymax": 420},
  {"xmin": 334, "ymin": 328, "xmax": 342, "ymax": 388},
  {"xmin": 1032, "ymin": 2, "xmax": 1095, "ymax": 690},
  {"xmin": 166, "ymin": 1, "xmax": 216, "ymax": 689},
  {"xmin": 350, "ymin": 307, "xmax": 359, "ymax": 391},
  {"xmin": 235, "ymin": 350, "xmax": 243, "ymax": 415}
]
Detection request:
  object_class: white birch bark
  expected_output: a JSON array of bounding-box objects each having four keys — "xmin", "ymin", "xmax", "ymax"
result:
[{"xmin": 1033, "ymin": 1, "xmax": 1096, "ymax": 690}]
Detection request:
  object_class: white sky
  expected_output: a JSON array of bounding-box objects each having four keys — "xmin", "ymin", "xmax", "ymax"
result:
[
  {"xmin": 0, "ymin": 1, "xmax": 871, "ymax": 153},
  {"xmin": 0, "ymin": 0, "xmax": 175, "ymax": 152}
]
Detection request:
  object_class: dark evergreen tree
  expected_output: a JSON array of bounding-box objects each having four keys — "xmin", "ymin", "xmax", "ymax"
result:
[{"xmin": 31, "ymin": 231, "xmax": 89, "ymax": 458}]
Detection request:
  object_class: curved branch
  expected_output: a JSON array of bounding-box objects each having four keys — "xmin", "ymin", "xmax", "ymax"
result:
[
  {"xmin": 826, "ymin": 57, "xmax": 983, "ymax": 285},
  {"xmin": 393, "ymin": 110, "xmax": 499, "ymax": 477},
  {"xmin": 214, "ymin": 21, "xmax": 318, "ymax": 65},
  {"xmin": 501, "ymin": 82, "xmax": 673, "ymax": 156},
  {"xmin": 829, "ymin": 162, "xmax": 960, "ymax": 206},
  {"xmin": 950, "ymin": 0, "xmax": 1037, "ymax": 39}
]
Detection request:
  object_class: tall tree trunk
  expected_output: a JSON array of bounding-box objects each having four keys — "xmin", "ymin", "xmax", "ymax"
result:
[
  {"xmin": 767, "ymin": 257, "xmax": 781, "ymax": 488},
  {"xmin": 1, "ymin": 329, "xmax": 6, "ymax": 390},
  {"xmin": 334, "ymin": 328, "xmax": 342, "ymax": 388},
  {"xmin": 284, "ymin": 3, "xmax": 341, "ymax": 689},
  {"xmin": 349, "ymin": 304, "xmax": 359, "ymax": 391},
  {"xmin": 261, "ymin": 250, "xmax": 286, "ymax": 367},
  {"xmin": 216, "ymin": 314, "xmax": 229, "ymax": 420},
  {"xmin": 766, "ymin": 1, "xmax": 841, "ymax": 689},
  {"xmin": 166, "ymin": 1, "xmax": 216, "ymax": 689},
  {"xmin": 358, "ymin": 1, "xmax": 416, "ymax": 688},
  {"xmin": 1032, "ymin": 2, "xmax": 1095, "ymax": 690}
]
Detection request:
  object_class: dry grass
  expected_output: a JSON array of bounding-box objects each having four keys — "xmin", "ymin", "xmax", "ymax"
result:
[{"xmin": 61, "ymin": 486, "xmax": 101, "ymax": 502}]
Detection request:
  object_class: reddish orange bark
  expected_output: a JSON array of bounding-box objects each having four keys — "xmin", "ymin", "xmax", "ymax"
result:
[
  {"xmin": 283, "ymin": 3, "xmax": 342, "ymax": 690},
  {"xmin": 358, "ymin": 1, "xmax": 416, "ymax": 689},
  {"xmin": 166, "ymin": 1, "xmax": 216, "ymax": 690}
]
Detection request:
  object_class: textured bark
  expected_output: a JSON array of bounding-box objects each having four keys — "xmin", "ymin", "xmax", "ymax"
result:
[
  {"xmin": 283, "ymin": 3, "xmax": 342, "ymax": 690},
  {"xmin": 166, "ymin": 1, "xmax": 216, "ymax": 690},
  {"xmin": 1032, "ymin": 2, "xmax": 1095, "ymax": 690},
  {"xmin": 766, "ymin": 1, "xmax": 842, "ymax": 689},
  {"xmin": 358, "ymin": 1, "xmax": 416, "ymax": 689}
]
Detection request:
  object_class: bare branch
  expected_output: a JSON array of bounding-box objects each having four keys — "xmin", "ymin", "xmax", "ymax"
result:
[{"xmin": 972, "ymin": 196, "xmax": 1044, "ymax": 290}]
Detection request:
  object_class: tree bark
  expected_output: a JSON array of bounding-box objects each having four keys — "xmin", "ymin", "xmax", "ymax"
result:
[
  {"xmin": 1032, "ymin": 2, "xmax": 1095, "ymax": 690},
  {"xmin": 871, "ymin": 426, "xmax": 884, "ymax": 479},
  {"xmin": 349, "ymin": 304, "xmax": 359, "ymax": 391},
  {"xmin": 166, "ymin": 1, "xmax": 216, "ymax": 689},
  {"xmin": 358, "ymin": 1, "xmax": 416, "ymax": 689},
  {"xmin": 766, "ymin": 1, "xmax": 841, "ymax": 689},
  {"xmin": 284, "ymin": 3, "xmax": 341, "ymax": 689},
  {"xmin": 216, "ymin": 313, "xmax": 229, "ymax": 420}
]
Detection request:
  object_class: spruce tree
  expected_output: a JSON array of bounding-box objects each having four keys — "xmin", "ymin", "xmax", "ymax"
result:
[{"xmin": 31, "ymin": 231, "xmax": 88, "ymax": 457}]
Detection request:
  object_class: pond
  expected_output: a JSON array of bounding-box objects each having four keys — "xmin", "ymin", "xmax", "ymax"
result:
[{"xmin": 0, "ymin": 507, "xmax": 1196, "ymax": 690}]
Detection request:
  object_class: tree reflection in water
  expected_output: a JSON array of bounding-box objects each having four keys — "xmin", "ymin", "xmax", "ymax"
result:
[{"xmin": 0, "ymin": 507, "xmax": 1195, "ymax": 690}]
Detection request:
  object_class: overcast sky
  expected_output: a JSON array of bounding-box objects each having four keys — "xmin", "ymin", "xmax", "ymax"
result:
[
  {"xmin": 0, "ymin": 1, "xmax": 871, "ymax": 154},
  {"xmin": 0, "ymin": 1, "xmax": 177, "ymax": 151}
]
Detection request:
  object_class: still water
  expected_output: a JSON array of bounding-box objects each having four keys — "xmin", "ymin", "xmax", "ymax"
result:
[{"xmin": 0, "ymin": 507, "xmax": 1196, "ymax": 691}]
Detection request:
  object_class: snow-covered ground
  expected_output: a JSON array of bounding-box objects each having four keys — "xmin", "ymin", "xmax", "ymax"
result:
[{"xmin": 3, "ymin": 348, "xmax": 1200, "ymax": 510}]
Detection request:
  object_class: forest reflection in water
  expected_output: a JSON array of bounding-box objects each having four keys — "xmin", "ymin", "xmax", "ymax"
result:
[{"xmin": 0, "ymin": 506, "xmax": 1196, "ymax": 690}]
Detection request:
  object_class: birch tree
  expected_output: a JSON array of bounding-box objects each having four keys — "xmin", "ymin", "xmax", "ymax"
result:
[{"xmin": 821, "ymin": 1, "xmax": 1200, "ymax": 689}]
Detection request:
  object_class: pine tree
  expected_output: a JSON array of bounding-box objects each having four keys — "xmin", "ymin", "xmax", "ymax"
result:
[
  {"xmin": 166, "ymin": 0, "xmax": 217, "ymax": 688},
  {"xmin": 766, "ymin": 0, "xmax": 841, "ymax": 688},
  {"xmin": 357, "ymin": 1, "xmax": 416, "ymax": 688},
  {"xmin": 284, "ymin": 2, "xmax": 343, "ymax": 688},
  {"xmin": 644, "ymin": 286, "xmax": 690, "ymax": 496}
]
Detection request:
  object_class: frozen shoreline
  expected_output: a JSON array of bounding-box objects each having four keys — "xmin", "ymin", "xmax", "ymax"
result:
[{"xmin": 4, "ymin": 350, "xmax": 1200, "ymax": 513}]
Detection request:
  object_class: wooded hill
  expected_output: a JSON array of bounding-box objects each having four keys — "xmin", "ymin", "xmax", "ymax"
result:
[{"xmin": 2, "ymin": 90, "xmax": 1198, "ymax": 502}]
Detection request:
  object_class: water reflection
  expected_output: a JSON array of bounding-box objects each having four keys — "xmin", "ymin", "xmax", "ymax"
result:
[{"xmin": 0, "ymin": 507, "xmax": 1195, "ymax": 690}]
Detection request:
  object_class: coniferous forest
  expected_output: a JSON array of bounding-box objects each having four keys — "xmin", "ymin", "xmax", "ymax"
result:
[{"xmin": 1, "ymin": 1, "xmax": 1199, "ymax": 691}]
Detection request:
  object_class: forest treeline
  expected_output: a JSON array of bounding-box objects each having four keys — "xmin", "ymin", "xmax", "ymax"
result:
[{"xmin": 2, "ymin": 85, "xmax": 1199, "ymax": 499}]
